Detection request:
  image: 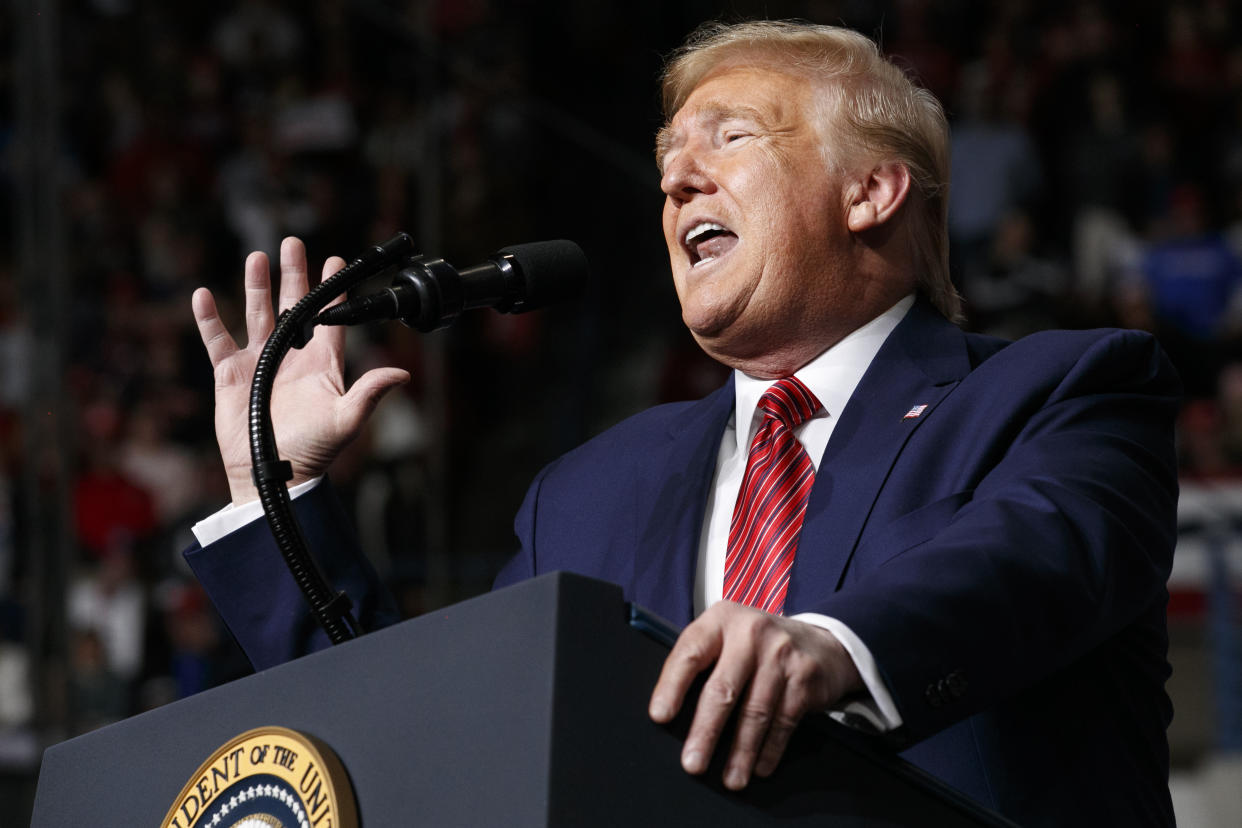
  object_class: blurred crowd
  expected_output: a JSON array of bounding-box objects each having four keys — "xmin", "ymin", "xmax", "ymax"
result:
[{"xmin": 0, "ymin": 0, "xmax": 1240, "ymax": 765}]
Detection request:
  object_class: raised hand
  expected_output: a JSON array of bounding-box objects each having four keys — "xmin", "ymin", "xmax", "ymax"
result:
[{"xmin": 192, "ymin": 237, "xmax": 410, "ymax": 505}]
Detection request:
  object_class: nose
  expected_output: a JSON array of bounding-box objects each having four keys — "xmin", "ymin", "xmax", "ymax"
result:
[{"xmin": 660, "ymin": 146, "xmax": 715, "ymax": 203}]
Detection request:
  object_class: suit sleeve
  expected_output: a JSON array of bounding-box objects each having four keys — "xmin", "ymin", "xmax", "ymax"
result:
[
  {"xmin": 811, "ymin": 330, "xmax": 1180, "ymax": 742},
  {"xmin": 184, "ymin": 479, "xmax": 400, "ymax": 671}
]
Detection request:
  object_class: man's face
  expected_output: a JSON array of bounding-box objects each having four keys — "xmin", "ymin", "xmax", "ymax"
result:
[{"xmin": 659, "ymin": 65, "xmax": 866, "ymax": 375}]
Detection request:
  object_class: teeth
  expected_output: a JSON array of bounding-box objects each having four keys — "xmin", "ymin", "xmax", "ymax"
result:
[{"xmin": 685, "ymin": 221, "xmax": 727, "ymax": 246}]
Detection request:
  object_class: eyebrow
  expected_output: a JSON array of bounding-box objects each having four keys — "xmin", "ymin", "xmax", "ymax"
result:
[
  {"xmin": 655, "ymin": 102, "xmax": 768, "ymax": 171},
  {"xmin": 655, "ymin": 125, "xmax": 678, "ymax": 171}
]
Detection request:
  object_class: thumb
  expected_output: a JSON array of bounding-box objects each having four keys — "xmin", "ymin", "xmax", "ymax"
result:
[{"xmin": 337, "ymin": 367, "xmax": 411, "ymax": 433}]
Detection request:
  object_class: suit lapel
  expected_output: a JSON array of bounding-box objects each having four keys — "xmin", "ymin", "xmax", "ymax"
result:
[
  {"xmin": 630, "ymin": 378, "xmax": 735, "ymax": 627},
  {"xmin": 785, "ymin": 301, "xmax": 973, "ymax": 611}
]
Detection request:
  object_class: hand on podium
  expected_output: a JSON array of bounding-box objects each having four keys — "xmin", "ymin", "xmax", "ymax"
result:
[
  {"xmin": 649, "ymin": 601, "xmax": 863, "ymax": 791},
  {"xmin": 191, "ymin": 236, "xmax": 410, "ymax": 505}
]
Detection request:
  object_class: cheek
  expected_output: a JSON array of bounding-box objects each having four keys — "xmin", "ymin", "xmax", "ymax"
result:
[{"xmin": 661, "ymin": 202, "xmax": 679, "ymax": 250}]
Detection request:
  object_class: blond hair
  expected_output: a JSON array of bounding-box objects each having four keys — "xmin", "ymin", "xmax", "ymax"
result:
[{"xmin": 661, "ymin": 20, "xmax": 961, "ymax": 321}]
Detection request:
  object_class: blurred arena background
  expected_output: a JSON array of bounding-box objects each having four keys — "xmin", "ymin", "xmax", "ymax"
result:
[{"xmin": 1, "ymin": 1, "xmax": 1240, "ymax": 823}]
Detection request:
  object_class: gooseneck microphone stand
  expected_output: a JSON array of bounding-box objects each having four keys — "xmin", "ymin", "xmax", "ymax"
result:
[{"xmin": 248, "ymin": 232, "xmax": 417, "ymax": 645}]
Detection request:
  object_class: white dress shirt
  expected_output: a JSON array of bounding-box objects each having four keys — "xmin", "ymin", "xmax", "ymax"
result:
[
  {"xmin": 193, "ymin": 477, "xmax": 320, "ymax": 545},
  {"xmin": 694, "ymin": 295, "xmax": 914, "ymax": 732}
]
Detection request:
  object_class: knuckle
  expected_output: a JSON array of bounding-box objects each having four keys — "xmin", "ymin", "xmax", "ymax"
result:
[
  {"xmin": 675, "ymin": 639, "xmax": 710, "ymax": 668},
  {"xmin": 703, "ymin": 677, "xmax": 740, "ymax": 707},
  {"xmin": 776, "ymin": 693, "xmax": 811, "ymax": 720},
  {"xmin": 734, "ymin": 612, "xmax": 770, "ymax": 648},
  {"xmin": 782, "ymin": 674, "xmax": 819, "ymax": 712},
  {"xmin": 787, "ymin": 643, "xmax": 828, "ymax": 681},
  {"xmin": 769, "ymin": 631, "xmax": 796, "ymax": 661},
  {"xmin": 744, "ymin": 679, "xmax": 778, "ymax": 707},
  {"xmin": 772, "ymin": 709, "xmax": 801, "ymax": 732},
  {"xmin": 744, "ymin": 617, "xmax": 766, "ymax": 644},
  {"xmin": 739, "ymin": 701, "xmax": 773, "ymax": 728}
]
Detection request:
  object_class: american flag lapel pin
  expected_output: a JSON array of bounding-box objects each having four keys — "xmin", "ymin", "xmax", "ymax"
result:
[{"xmin": 902, "ymin": 404, "xmax": 928, "ymax": 420}]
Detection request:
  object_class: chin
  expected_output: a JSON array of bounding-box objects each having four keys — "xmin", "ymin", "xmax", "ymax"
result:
[
  {"xmin": 677, "ymin": 297, "xmax": 720, "ymax": 333},
  {"xmin": 686, "ymin": 328, "xmax": 747, "ymax": 369}
]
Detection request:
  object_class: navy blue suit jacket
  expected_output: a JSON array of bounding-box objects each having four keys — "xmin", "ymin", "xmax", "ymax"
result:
[{"xmin": 187, "ymin": 300, "xmax": 1180, "ymax": 826}]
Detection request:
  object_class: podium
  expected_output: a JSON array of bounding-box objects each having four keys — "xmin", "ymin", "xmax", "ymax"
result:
[{"xmin": 32, "ymin": 572, "xmax": 1015, "ymax": 826}]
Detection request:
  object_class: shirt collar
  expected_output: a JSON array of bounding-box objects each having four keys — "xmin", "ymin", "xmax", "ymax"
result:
[{"xmin": 731, "ymin": 294, "xmax": 915, "ymax": 454}]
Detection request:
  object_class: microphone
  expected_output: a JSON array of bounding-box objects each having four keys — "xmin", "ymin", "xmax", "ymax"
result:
[{"xmin": 314, "ymin": 240, "xmax": 588, "ymax": 333}]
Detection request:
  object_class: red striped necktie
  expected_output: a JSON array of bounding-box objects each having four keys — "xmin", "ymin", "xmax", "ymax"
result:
[{"xmin": 724, "ymin": 376, "xmax": 822, "ymax": 615}]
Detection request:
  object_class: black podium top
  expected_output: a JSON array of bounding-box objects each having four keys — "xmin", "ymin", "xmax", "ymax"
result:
[{"xmin": 33, "ymin": 572, "xmax": 1015, "ymax": 826}]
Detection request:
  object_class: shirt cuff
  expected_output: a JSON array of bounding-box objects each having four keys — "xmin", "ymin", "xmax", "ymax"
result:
[
  {"xmin": 191, "ymin": 476, "xmax": 324, "ymax": 548},
  {"xmin": 790, "ymin": 611, "xmax": 904, "ymax": 733}
]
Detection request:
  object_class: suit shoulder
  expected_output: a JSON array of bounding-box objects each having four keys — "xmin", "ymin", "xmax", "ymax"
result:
[
  {"xmin": 535, "ymin": 396, "xmax": 717, "ymax": 480},
  {"xmin": 964, "ymin": 325, "xmax": 1154, "ymax": 357},
  {"xmin": 588, "ymin": 398, "xmax": 706, "ymax": 446},
  {"xmin": 966, "ymin": 327, "xmax": 1175, "ymax": 388}
]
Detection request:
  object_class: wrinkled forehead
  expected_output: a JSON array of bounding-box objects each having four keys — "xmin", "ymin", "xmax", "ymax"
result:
[{"xmin": 655, "ymin": 63, "xmax": 823, "ymax": 169}]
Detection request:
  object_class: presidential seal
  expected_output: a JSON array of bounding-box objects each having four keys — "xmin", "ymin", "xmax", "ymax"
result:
[{"xmin": 160, "ymin": 727, "xmax": 358, "ymax": 828}]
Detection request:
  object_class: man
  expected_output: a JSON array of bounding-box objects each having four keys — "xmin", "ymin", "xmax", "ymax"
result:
[{"xmin": 187, "ymin": 21, "xmax": 1180, "ymax": 826}]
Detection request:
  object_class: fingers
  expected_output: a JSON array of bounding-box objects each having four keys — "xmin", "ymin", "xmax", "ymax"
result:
[
  {"xmin": 726, "ymin": 659, "xmax": 786, "ymax": 789},
  {"xmin": 313, "ymin": 255, "xmax": 351, "ymax": 355},
  {"xmin": 651, "ymin": 606, "xmax": 854, "ymax": 791},
  {"xmin": 271, "ymin": 242, "xmax": 347, "ymax": 356},
  {"xmin": 243, "ymin": 250, "xmax": 275, "ymax": 348},
  {"xmin": 192, "ymin": 287, "xmax": 238, "ymax": 369},
  {"xmin": 753, "ymin": 694, "xmax": 799, "ymax": 778},
  {"xmin": 650, "ymin": 607, "xmax": 740, "ymax": 777},
  {"xmin": 278, "ymin": 237, "xmax": 309, "ymax": 314},
  {"xmin": 682, "ymin": 626, "xmax": 756, "ymax": 782},
  {"xmin": 337, "ymin": 367, "xmax": 411, "ymax": 433},
  {"xmin": 650, "ymin": 614, "xmax": 724, "ymax": 726},
  {"xmin": 322, "ymin": 255, "xmax": 347, "ymax": 283},
  {"xmin": 749, "ymin": 658, "xmax": 813, "ymax": 781}
]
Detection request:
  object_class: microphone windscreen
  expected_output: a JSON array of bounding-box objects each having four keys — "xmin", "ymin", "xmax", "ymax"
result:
[{"xmin": 498, "ymin": 240, "xmax": 589, "ymax": 311}]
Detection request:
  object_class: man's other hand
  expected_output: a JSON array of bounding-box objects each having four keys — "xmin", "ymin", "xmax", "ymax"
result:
[{"xmin": 648, "ymin": 601, "xmax": 863, "ymax": 791}]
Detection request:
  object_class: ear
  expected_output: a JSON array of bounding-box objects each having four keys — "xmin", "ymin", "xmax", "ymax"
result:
[{"xmin": 846, "ymin": 161, "xmax": 911, "ymax": 233}]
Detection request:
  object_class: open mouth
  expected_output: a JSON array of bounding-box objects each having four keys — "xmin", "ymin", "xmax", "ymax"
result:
[{"xmin": 684, "ymin": 221, "xmax": 738, "ymax": 267}]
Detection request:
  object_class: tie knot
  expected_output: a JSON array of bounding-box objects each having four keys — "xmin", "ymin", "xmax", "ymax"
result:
[{"xmin": 758, "ymin": 376, "xmax": 821, "ymax": 428}]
